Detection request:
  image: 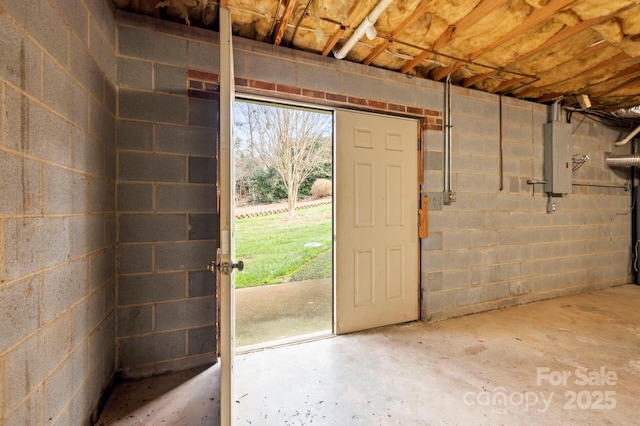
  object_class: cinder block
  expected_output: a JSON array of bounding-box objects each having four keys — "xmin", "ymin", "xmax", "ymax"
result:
[
  {"xmin": 90, "ymin": 19, "xmax": 116, "ymax": 82},
  {"xmin": 297, "ymin": 63, "xmax": 342, "ymax": 93},
  {"xmin": 70, "ymin": 289, "xmax": 105, "ymax": 346},
  {"xmin": 0, "ymin": 276, "xmax": 41, "ymax": 354},
  {"xmin": 69, "ymin": 34, "xmax": 104, "ymax": 102},
  {"xmin": 43, "ymin": 56, "xmax": 90, "ymax": 130},
  {"xmin": 246, "ymin": 54, "xmax": 295, "ymax": 86},
  {"xmin": 155, "ymin": 241, "xmax": 215, "ymax": 272},
  {"xmin": 117, "ymin": 120, "xmax": 153, "ymax": 151},
  {"xmin": 119, "ymin": 214, "xmax": 186, "ymax": 243},
  {"xmin": 90, "ymin": 97, "xmax": 116, "ymax": 144},
  {"xmin": 104, "ymin": 279, "xmax": 116, "ymax": 315},
  {"xmin": 117, "ymin": 57, "xmax": 152, "ymax": 89},
  {"xmin": 105, "ymin": 145, "xmax": 117, "ymax": 180},
  {"xmin": 3, "ymin": 387, "xmax": 41, "ymax": 426},
  {"xmin": 90, "ymin": 247, "xmax": 115, "ymax": 289},
  {"xmin": 51, "ymin": 0, "xmax": 89, "ymax": 45},
  {"xmin": 188, "ymin": 214, "xmax": 217, "ymax": 240},
  {"xmin": 71, "ymin": 126, "xmax": 105, "ymax": 176},
  {"xmin": 43, "ymin": 257, "xmax": 89, "ymax": 323},
  {"xmin": 0, "ymin": 149, "xmax": 42, "ymax": 215},
  {"xmin": 117, "ymin": 305, "xmax": 152, "ymax": 337},
  {"xmin": 43, "ymin": 164, "xmax": 91, "ymax": 214},
  {"xmin": 0, "ymin": 16, "xmax": 42, "ymax": 99},
  {"xmin": 105, "ymin": 212, "xmax": 116, "ymax": 246},
  {"xmin": 188, "ymin": 40, "xmax": 219, "ymax": 72},
  {"xmin": 90, "ymin": 177, "xmax": 115, "ymax": 213},
  {"xmin": 188, "ymin": 157, "xmax": 216, "ymax": 183},
  {"xmin": 117, "ymin": 244, "xmax": 153, "ymax": 274},
  {"xmin": 4, "ymin": 313, "xmax": 69, "ymax": 414},
  {"xmin": 119, "ymin": 26, "xmax": 187, "ymax": 66},
  {"xmin": 4, "ymin": 217, "xmax": 70, "ymax": 281},
  {"xmin": 117, "ymin": 183, "xmax": 153, "ymax": 211},
  {"xmin": 118, "ymin": 329, "xmax": 186, "ymax": 369},
  {"xmin": 68, "ymin": 361, "xmax": 104, "ymax": 426},
  {"xmin": 89, "ymin": 312, "xmax": 115, "ymax": 369},
  {"xmin": 43, "ymin": 341, "xmax": 89, "ymax": 424},
  {"xmin": 342, "ymin": 73, "xmax": 382, "ymax": 100},
  {"xmin": 156, "ymin": 184, "xmax": 216, "ymax": 212},
  {"xmin": 5, "ymin": 88, "xmax": 71, "ymax": 166},
  {"xmin": 188, "ymin": 97, "xmax": 218, "ymax": 128},
  {"xmin": 4, "ymin": 0, "xmax": 68, "ymax": 65},
  {"xmin": 119, "ymin": 89, "xmax": 187, "ymax": 124},
  {"xmin": 155, "ymin": 63, "xmax": 187, "ymax": 94},
  {"xmin": 154, "ymin": 297, "xmax": 215, "ymax": 331},
  {"xmin": 69, "ymin": 214, "xmax": 105, "ymax": 258},
  {"xmin": 188, "ymin": 270, "xmax": 216, "ymax": 297},
  {"xmin": 380, "ymin": 80, "xmax": 416, "ymax": 106},
  {"xmin": 155, "ymin": 124, "xmax": 216, "ymax": 156},
  {"xmin": 118, "ymin": 152, "xmax": 186, "ymax": 182},
  {"xmin": 118, "ymin": 272, "xmax": 185, "ymax": 305},
  {"xmin": 188, "ymin": 325, "xmax": 216, "ymax": 355},
  {"xmin": 105, "ymin": 80, "xmax": 117, "ymax": 116}
]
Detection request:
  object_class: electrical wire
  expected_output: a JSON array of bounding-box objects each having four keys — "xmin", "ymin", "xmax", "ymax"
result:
[{"xmin": 572, "ymin": 153, "xmax": 589, "ymax": 171}]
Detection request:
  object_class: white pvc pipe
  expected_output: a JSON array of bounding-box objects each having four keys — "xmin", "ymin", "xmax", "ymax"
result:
[
  {"xmin": 614, "ymin": 124, "xmax": 640, "ymax": 146},
  {"xmin": 333, "ymin": 0, "xmax": 394, "ymax": 59}
]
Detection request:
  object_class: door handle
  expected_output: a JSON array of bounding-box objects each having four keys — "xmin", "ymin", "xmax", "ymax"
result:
[{"xmin": 207, "ymin": 260, "xmax": 244, "ymax": 275}]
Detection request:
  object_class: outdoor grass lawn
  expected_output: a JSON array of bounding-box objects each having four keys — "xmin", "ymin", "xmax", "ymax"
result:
[{"xmin": 235, "ymin": 203, "xmax": 332, "ymax": 288}]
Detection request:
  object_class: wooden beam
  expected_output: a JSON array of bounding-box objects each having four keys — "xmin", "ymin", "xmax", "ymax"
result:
[
  {"xmin": 401, "ymin": 26, "xmax": 454, "ymax": 73},
  {"xmin": 462, "ymin": 70, "xmax": 496, "ymax": 87},
  {"xmin": 273, "ymin": 0, "xmax": 298, "ymax": 46},
  {"xmin": 515, "ymin": 48, "xmax": 626, "ymax": 99},
  {"xmin": 364, "ymin": 40, "xmax": 390, "ymax": 65},
  {"xmin": 494, "ymin": 77, "xmax": 528, "ymax": 93},
  {"xmin": 469, "ymin": 0, "xmax": 578, "ymax": 61},
  {"xmin": 321, "ymin": 0, "xmax": 363, "ymax": 56},
  {"xmin": 404, "ymin": 0, "xmax": 509, "ymax": 77},
  {"xmin": 592, "ymin": 75, "xmax": 640, "ymax": 101},
  {"xmin": 536, "ymin": 92, "xmax": 564, "ymax": 103},
  {"xmin": 219, "ymin": 0, "xmax": 228, "ymax": 9},
  {"xmin": 364, "ymin": 0, "xmax": 437, "ymax": 65},
  {"xmin": 322, "ymin": 28, "xmax": 345, "ymax": 56}
]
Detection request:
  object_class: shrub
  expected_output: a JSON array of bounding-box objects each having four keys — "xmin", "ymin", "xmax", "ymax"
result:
[{"xmin": 311, "ymin": 178, "xmax": 332, "ymax": 198}]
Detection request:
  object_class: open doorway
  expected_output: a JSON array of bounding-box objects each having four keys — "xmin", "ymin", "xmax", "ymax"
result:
[{"xmin": 233, "ymin": 99, "xmax": 334, "ymax": 348}]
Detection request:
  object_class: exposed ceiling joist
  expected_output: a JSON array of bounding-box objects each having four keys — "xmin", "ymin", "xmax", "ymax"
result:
[{"xmin": 273, "ymin": 0, "xmax": 298, "ymax": 46}]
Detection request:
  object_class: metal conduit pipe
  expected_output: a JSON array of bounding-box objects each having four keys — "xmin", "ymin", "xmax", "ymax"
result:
[
  {"xmin": 443, "ymin": 75, "xmax": 453, "ymax": 203},
  {"xmin": 605, "ymin": 154, "xmax": 640, "ymax": 167}
]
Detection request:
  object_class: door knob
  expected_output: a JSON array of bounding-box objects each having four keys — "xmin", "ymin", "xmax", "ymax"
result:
[{"xmin": 207, "ymin": 260, "xmax": 244, "ymax": 275}]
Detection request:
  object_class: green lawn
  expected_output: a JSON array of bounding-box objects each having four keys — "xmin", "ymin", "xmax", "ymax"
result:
[{"xmin": 234, "ymin": 204, "xmax": 332, "ymax": 288}]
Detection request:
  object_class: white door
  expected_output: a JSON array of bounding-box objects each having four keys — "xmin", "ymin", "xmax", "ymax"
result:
[
  {"xmin": 335, "ymin": 110, "xmax": 419, "ymax": 334},
  {"xmin": 218, "ymin": 7, "xmax": 238, "ymax": 426}
]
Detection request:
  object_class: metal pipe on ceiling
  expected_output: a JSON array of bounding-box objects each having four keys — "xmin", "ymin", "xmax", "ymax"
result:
[
  {"xmin": 333, "ymin": 0, "xmax": 394, "ymax": 59},
  {"xmin": 606, "ymin": 154, "xmax": 640, "ymax": 167}
]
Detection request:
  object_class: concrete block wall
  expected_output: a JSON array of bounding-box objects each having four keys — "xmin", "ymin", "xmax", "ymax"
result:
[
  {"xmin": 422, "ymin": 90, "xmax": 633, "ymax": 320},
  {"xmin": 116, "ymin": 13, "xmax": 218, "ymax": 378},
  {"xmin": 0, "ymin": 0, "xmax": 116, "ymax": 424},
  {"xmin": 112, "ymin": 12, "xmax": 634, "ymax": 381}
]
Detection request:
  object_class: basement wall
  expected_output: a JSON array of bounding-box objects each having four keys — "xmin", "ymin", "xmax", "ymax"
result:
[
  {"xmin": 115, "ymin": 13, "xmax": 219, "ymax": 378},
  {"xmin": 0, "ymin": 0, "xmax": 117, "ymax": 424},
  {"xmin": 113, "ymin": 11, "xmax": 633, "ymax": 375}
]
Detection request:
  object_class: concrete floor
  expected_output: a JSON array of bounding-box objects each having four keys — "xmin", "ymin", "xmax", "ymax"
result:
[
  {"xmin": 97, "ymin": 284, "xmax": 640, "ymax": 425},
  {"xmin": 236, "ymin": 279, "xmax": 332, "ymax": 347}
]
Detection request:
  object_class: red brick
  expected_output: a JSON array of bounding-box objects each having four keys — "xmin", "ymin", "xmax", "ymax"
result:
[
  {"xmin": 368, "ymin": 100, "xmax": 387, "ymax": 109},
  {"xmin": 235, "ymin": 78, "xmax": 248, "ymax": 87},
  {"xmin": 277, "ymin": 84, "xmax": 301, "ymax": 95},
  {"xmin": 349, "ymin": 96, "xmax": 367, "ymax": 106},
  {"xmin": 407, "ymin": 106, "xmax": 424, "ymax": 115},
  {"xmin": 388, "ymin": 103, "xmax": 406, "ymax": 112},
  {"xmin": 302, "ymin": 89, "xmax": 325, "ymax": 99},
  {"xmin": 189, "ymin": 80, "xmax": 203, "ymax": 90},
  {"xmin": 250, "ymin": 80, "xmax": 276, "ymax": 91},
  {"xmin": 326, "ymin": 93, "xmax": 347, "ymax": 103},
  {"xmin": 204, "ymin": 82, "xmax": 219, "ymax": 92},
  {"xmin": 188, "ymin": 69, "xmax": 218, "ymax": 82},
  {"xmin": 425, "ymin": 109, "xmax": 441, "ymax": 117}
]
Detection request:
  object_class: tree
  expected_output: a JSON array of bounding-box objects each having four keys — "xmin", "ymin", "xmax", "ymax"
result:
[{"xmin": 240, "ymin": 103, "xmax": 332, "ymax": 217}]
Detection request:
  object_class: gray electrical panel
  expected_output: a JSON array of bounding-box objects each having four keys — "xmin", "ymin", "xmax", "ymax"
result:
[{"xmin": 543, "ymin": 121, "xmax": 572, "ymax": 194}]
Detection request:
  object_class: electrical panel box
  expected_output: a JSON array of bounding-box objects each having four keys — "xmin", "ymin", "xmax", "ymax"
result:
[{"xmin": 543, "ymin": 121, "xmax": 572, "ymax": 195}]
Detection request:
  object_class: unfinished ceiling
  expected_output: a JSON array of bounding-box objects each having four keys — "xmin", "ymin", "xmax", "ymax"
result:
[{"xmin": 113, "ymin": 0, "xmax": 640, "ymax": 114}]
